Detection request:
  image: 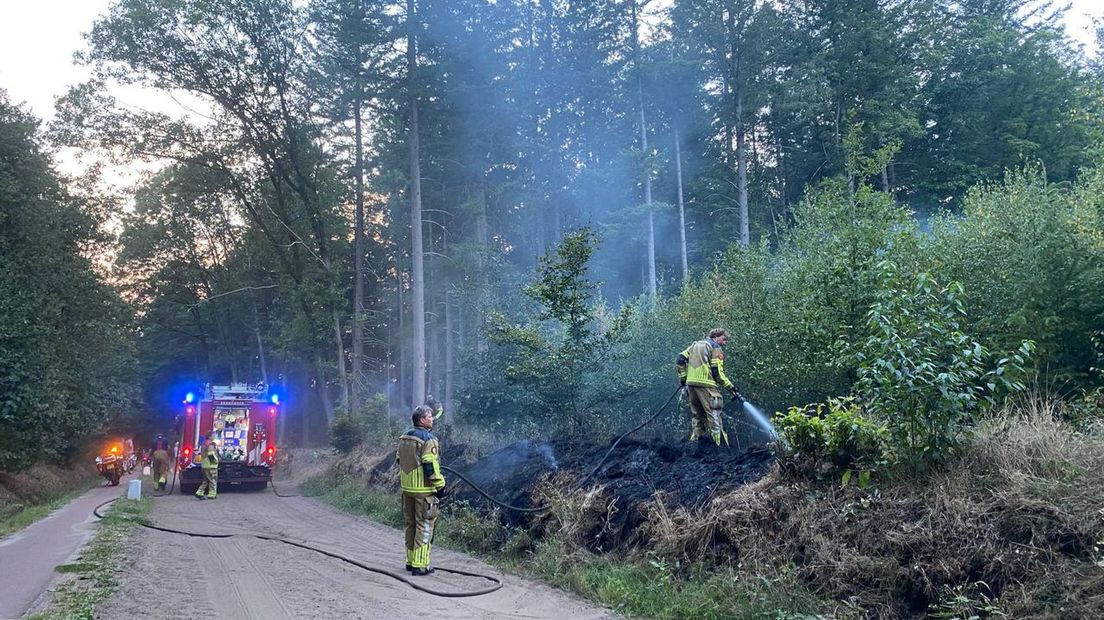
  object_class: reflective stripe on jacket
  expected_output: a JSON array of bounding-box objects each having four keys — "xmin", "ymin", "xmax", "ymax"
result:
[
  {"xmin": 677, "ymin": 339, "xmax": 734, "ymax": 389},
  {"xmin": 397, "ymin": 428, "xmax": 445, "ymax": 495}
]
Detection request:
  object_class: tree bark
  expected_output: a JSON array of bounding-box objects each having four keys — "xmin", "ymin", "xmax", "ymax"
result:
[
  {"xmin": 631, "ymin": 0, "xmax": 656, "ymax": 301},
  {"xmin": 475, "ymin": 183, "xmax": 489, "ymax": 354},
  {"xmin": 444, "ymin": 289, "xmax": 454, "ymax": 420},
  {"xmin": 251, "ymin": 295, "xmax": 268, "ymax": 386},
  {"xmin": 407, "ymin": 0, "xmax": 427, "ymax": 408},
  {"xmin": 737, "ymin": 91, "xmax": 749, "ymax": 247},
  {"xmin": 352, "ymin": 91, "xmax": 366, "ymax": 413},
  {"xmin": 333, "ymin": 309, "xmax": 350, "ymax": 413},
  {"xmin": 674, "ymin": 127, "xmax": 688, "ymax": 284}
]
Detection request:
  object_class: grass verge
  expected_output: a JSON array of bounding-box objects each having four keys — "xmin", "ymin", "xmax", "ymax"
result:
[
  {"xmin": 301, "ymin": 473, "xmax": 826, "ymax": 619},
  {"xmin": 0, "ymin": 469, "xmax": 102, "ymax": 539},
  {"xmin": 27, "ymin": 496, "xmax": 150, "ymax": 620},
  {"xmin": 0, "ymin": 485, "xmax": 96, "ymax": 539}
]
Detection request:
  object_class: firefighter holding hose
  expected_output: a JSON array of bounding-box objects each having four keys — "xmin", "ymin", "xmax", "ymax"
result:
[
  {"xmin": 397, "ymin": 405, "xmax": 446, "ymax": 575},
  {"xmin": 676, "ymin": 328, "xmax": 743, "ymax": 446}
]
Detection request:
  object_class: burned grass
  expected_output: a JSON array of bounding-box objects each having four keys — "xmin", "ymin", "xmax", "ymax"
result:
[
  {"xmin": 450, "ymin": 437, "xmax": 774, "ymax": 550},
  {"xmin": 642, "ymin": 408, "xmax": 1104, "ymax": 617}
]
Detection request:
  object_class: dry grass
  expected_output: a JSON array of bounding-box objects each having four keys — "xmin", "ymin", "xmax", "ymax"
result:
[{"xmin": 635, "ymin": 397, "xmax": 1104, "ymax": 617}]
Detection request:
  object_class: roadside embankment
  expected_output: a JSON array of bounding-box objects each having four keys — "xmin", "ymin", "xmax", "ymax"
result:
[
  {"xmin": 0, "ymin": 460, "xmax": 102, "ymax": 539},
  {"xmin": 306, "ymin": 405, "xmax": 1104, "ymax": 618}
]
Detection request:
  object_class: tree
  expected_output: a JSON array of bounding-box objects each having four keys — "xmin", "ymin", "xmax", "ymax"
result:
[{"xmin": 0, "ymin": 92, "xmax": 136, "ymax": 469}]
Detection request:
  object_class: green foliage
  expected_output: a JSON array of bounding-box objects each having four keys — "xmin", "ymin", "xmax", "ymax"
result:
[
  {"xmin": 929, "ymin": 167, "xmax": 1104, "ymax": 384},
  {"xmin": 855, "ymin": 262, "xmax": 1034, "ymax": 466},
  {"xmin": 929, "ymin": 581, "xmax": 1007, "ymax": 619},
  {"xmin": 0, "ymin": 93, "xmax": 136, "ymax": 470},
  {"xmin": 464, "ymin": 229, "xmax": 607, "ymax": 435},
  {"xmin": 329, "ymin": 413, "xmax": 365, "ymax": 454},
  {"xmin": 774, "ymin": 397, "xmax": 888, "ymax": 484},
  {"xmin": 329, "ymin": 393, "xmax": 389, "ymax": 452}
]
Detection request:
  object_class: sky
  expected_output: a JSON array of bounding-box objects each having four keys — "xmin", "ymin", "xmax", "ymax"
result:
[{"xmin": 1, "ymin": 0, "xmax": 1101, "ymax": 127}]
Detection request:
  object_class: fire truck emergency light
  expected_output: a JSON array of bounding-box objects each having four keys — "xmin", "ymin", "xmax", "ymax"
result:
[
  {"xmin": 184, "ymin": 392, "xmax": 196, "ymax": 404},
  {"xmin": 270, "ymin": 394, "xmax": 280, "ymax": 404},
  {"xmin": 269, "ymin": 406, "xmax": 277, "ymax": 416},
  {"xmin": 186, "ymin": 405, "xmax": 195, "ymax": 415}
]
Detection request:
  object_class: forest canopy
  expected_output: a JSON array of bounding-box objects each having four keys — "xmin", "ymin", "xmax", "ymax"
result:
[{"xmin": 2, "ymin": 0, "xmax": 1103, "ymax": 465}]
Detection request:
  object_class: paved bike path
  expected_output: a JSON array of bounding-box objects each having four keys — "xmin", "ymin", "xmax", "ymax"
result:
[{"xmin": 0, "ymin": 477, "xmax": 133, "ymax": 619}]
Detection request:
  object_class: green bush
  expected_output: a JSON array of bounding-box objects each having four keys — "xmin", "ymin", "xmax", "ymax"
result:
[
  {"xmin": 774, "ymin": 397, "xmax": 887, "ymax": 485},
  {"xmin": 329, "ymin": 413, "xmax": 365, "ymax": 454},
  {"xmin": 855, "ymin": 262, "xmax": 1033, "ymax": 466}
]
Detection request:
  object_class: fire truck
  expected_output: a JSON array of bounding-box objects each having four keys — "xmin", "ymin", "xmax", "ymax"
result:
[{"xmin": 178, "ymin": 383, "xmax": 279, "ymax": 493}]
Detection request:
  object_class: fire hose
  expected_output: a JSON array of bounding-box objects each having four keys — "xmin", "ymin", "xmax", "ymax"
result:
[
  {"xmin": 91, "ymin": 497, "xmax": 503, "ymax": 598},
  {"xmin": 440, "ymin": 386, "xmax": 686, "ymax": 513}
]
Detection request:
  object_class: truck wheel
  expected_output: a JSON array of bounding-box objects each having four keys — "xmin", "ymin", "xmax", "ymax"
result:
[{"xmin": 179, "ymin": 483, "xmax": 199, "ymax": 495}]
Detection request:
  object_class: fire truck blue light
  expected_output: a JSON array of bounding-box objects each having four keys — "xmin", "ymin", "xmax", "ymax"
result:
[
  {"xmin": 184, "ymin": 392, "xmax": 195, "ymax": 403},
  {"xmin": 270, "ymin": 394, "xmax": 279, "ymax": 404}
]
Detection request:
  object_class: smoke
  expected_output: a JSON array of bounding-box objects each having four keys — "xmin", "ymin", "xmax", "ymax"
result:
[
  {"xmin": 534, "ymin": 442, "xmax": 559, "ymax": 470},
  {"xmin": 742, "ymin": 401, "xmax": 777, "ymax": 439}
]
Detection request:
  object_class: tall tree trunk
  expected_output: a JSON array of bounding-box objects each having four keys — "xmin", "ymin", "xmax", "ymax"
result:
[
  {"xmin": 631, "ymin": 0, "xmax": 656, "ymax": 301},
  {"xmin": 407, "ymin": 0, "xmax": 427, "ymax": 409},
  {"xmin": 674, "ymin": 126, "xmax": 688, "ymax": 284},
  {"xmin": 444, "ymin": 289, "xmax": 454, "ymax": 420},
  {"xmin": 881, "ymin": 165, "xmax": 890, "ymax": 193},
  {"xmin": 251, "ymin": 295, "xmax": 268, "ymax": 386},
  {"xmin": 398, "ymin": 277, "xmax": 407, "ymax": 411},
  {"xmin": 352, "ymin": 92, "xmax": 366, "ymax": 413},
  {"xmin": 315, "ymin": 355, "xmax": 335, "ymax": 427},
  {"xmin": 475, "ymin": 183, "xmax": 489, "ymax": 354},
  {"xmin": 737, "ymin": 91, "xmax": 749, "ymax": 247},
  {"xmin": 333, "ymin": 309, "xmax": 350, "ymax": 412}
]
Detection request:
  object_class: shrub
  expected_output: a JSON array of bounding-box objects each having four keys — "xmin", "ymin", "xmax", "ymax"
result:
[
  {"xmin": 329, "ymin": 412, "xmax": 364, "ymax": 454},
  {"xmin": 854, "ymin": 261, "xmax": 1033, "ymax": 466},
  {"xmin": 774, "ymin": 397, "xmax": 888, "ymax": 485}
]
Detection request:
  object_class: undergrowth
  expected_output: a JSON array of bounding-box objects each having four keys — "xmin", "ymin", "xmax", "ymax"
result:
[
  {"xmin": 28, "ymin": 496, "xmax": 150, "ymax": 620},
  {"xmin": 307, "ymin": 395, "xmax": 1104, "ymax": 618},
  {"xmin": 303, "ymin": 470, "xmax": 828, "ymax": 618},
  {"xmin": 0, "ymin": 463, "xmax": 102, "ymax": 539}
]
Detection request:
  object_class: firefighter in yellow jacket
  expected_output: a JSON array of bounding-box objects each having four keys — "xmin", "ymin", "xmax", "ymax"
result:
[
  {"xmin": 195, "ymin": 436, "xmax": 219, "ymax": 499},
  {"xmin": 676, "ymin": 328, "xmax": 743, "ymax": 446},
  {"xmin": 397, "ymin": 405, "xmax": 446, "ymax": 575}
]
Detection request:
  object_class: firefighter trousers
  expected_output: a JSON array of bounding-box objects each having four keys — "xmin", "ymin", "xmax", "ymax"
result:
[
  {"xmin": 403, "ymin": 493, "xmax": 439, "ymax": 569},
  {"xmin": 152, "ymin": 450, "xmax": 170, "ymax": 490},
  {"xmin": 197, "ymin": 467, "xmax": 218, "ymax": 498},
  {"xmin": 686, "ymin": 385, "xmax": 728, "ymax": 445}
]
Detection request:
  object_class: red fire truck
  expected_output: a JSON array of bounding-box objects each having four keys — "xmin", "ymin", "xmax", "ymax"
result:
[{"xmin": 178, "ymin": 383, "xmax": 279, "ymax": 493}]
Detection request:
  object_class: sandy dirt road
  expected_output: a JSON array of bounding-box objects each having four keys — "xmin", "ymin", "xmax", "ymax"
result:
[
  {"xmin": 0, "ymin": 475, "xmax": 135, "ymax": 620},
  {"xmin": 95, "ymin": 488, "xmax": 618, "ymax": 619}
]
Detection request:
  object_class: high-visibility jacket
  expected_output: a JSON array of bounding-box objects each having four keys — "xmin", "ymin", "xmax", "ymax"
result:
[
  {"xmin": 432, "ymin": 404, "xmax": 444, "ymax": 422},
  {"xmin": 397, "ymin": 428, "xmax": 445, "ymax": 496},
  {"xmin": 200, "ymin": 444, "xmax": 220, "ymax": 470},
  {"xmin": 677, "ymin": 338, "xmax": 734, "ymax": 390}
]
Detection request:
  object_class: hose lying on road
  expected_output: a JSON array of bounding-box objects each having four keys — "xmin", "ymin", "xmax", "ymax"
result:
[
  {"xmin": 441, "ymin": 386, "xmax": 686, "ymax": 514},
  {"xmin": 269, "ymin": 480, "xmax": 300, "ymax": 498},
  {"xmin": 93, "ymin": 497, "xmax": 502, "ymax": 598}
]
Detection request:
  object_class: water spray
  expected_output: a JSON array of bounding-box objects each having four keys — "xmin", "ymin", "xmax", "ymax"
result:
[{"xmin": 740, "ymin": 400, "xmax": 777, "ymax": 439}]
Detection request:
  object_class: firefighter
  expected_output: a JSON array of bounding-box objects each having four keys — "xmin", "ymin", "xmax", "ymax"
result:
[
  {"xmin": 397, "ymin": 405, "xmax": 446, "ymax": 575},
  {"xmin": 151, "ymin": 434, "xmax": 171, "ymax": 492},
  {"xmin": 676, "ymin": 328, "xmax": 743, "ymax": 446},
  {"xmin": 195, "ymin": 436, "xmax": 219, "ymax": 500},
  {"xmin": 425, "ymin": 395, "xmax": 444, "ymax": 422}
]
